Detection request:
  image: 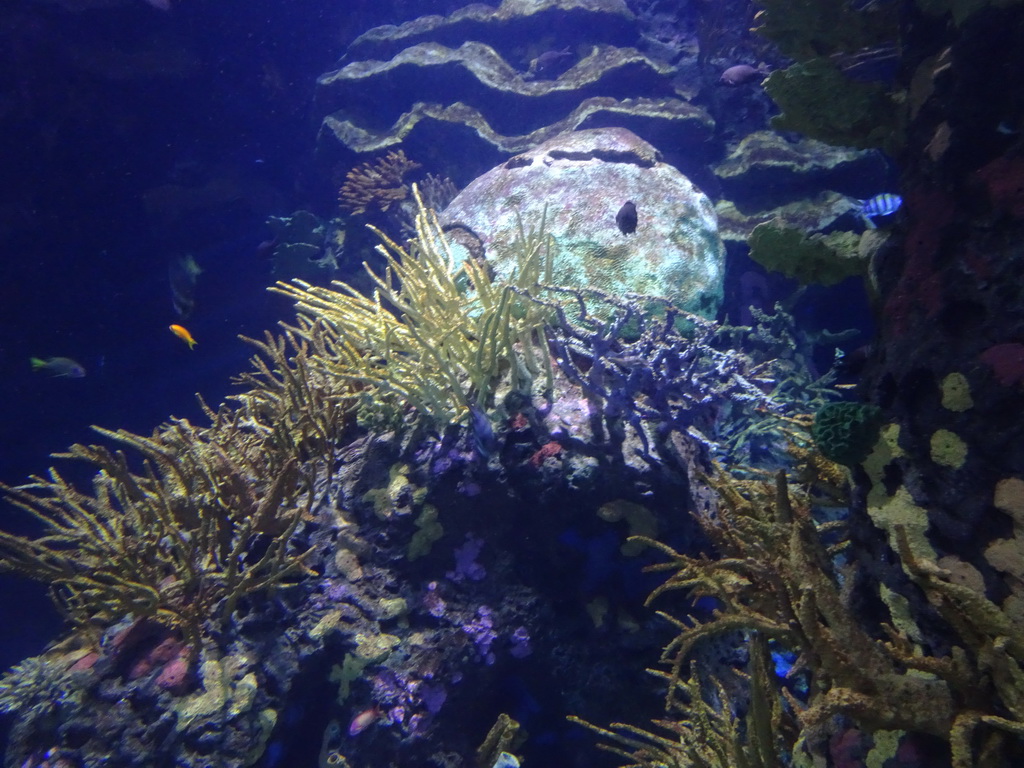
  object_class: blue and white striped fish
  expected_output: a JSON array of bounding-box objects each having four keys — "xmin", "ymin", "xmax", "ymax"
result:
[{"xmin": 858, "ymin": 193, "xmax": 903, "ymax": 228}]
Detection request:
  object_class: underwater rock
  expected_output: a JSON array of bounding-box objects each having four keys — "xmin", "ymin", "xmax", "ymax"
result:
[{"xmin": 439, "ymin": 127, "xmax": 725, "ymax": 318}]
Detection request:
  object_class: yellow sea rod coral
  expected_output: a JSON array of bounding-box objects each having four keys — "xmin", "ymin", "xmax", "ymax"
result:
[
  {"xmin": 574, "ymin": 463, "xmax": 1024, "ymax": 767},
  {"xmin": 274, "ymin": 185, "xmax": 555, "ymax": 427},
  {"xmin": 0, "ymin": 403, "xmax": 323, "ymax": 648}
]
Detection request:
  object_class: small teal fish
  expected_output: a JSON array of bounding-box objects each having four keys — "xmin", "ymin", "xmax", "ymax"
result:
[
  {"xmin": 31, "ymin": 356, "xmax": 86, "ymax": 378},
  {"xmin": 858, "ymin": 193, "xmax": 902, "ymax": 228}
]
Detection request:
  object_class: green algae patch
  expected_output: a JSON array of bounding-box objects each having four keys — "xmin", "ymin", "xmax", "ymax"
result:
[
  {"xmin": 940, "ymin": 372, "xmax": 973, "ymax": 412},
  {"xmin": 765, "ymin": 59, "xmax": 903, "ymax": 155},
  {"xmin": 930, "ymin": 428, "xmax": 968, "ymax": 469},
  {"xmin": 748, "ymin": 220, "xmax": 866, "ymax": 287}
]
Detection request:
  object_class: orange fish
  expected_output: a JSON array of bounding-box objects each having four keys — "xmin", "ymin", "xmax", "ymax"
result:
[
  {"xmin": 348, "ymin": 707, "xmax": 381, "ymax": 736},
  {"xmin": 169, "ymin": 324, "xmax": 197, "ymax": 349}
]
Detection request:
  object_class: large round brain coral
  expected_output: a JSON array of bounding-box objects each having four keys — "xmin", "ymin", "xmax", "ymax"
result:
[
  {"xmin": 812, "ymin": 401, "xmax": 884, "ymax": 467},
  {"xmin": 439, "ymin": 127, "xmax": 725, "ymax": 319}
]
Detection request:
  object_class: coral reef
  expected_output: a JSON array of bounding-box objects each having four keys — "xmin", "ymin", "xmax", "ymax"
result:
[
  {"xmin": 342, "ymin": 0, "xmax": 636, "ymax": 61},
  {"xmin": 763, "ymin": 59, "xmax": 903, "ymax": 154},
  {"xmin": 273, "ymin": 186, "xmax": 555, "ymax": 428},
  {"xmin": 569, "ymin": 636, "xmax": 786, "ymax": 768},
  {"xmin": 0, "ymin": 150, "xmax": 851, "ymax": 767},
  {"xmin": 315, "ymin": 0, "xmax": 715, "ymax": 181},
  {"xmin": 712, "ymin": 131, "xmax": 886, "ymax": 209},
  {"xmin": 754, "ymin": 0, "xmax": 898, "ymax": 62},
  {"xmin": 753, "ymin": 0, "xmax": 904, "ymax": 154},
  {"xmin": 577, "ymin": 466, "xmax": 1024, "ymax": 767},
  {"xmin": 714, "ymin": 191, "xmax": 857, "ymax": 247},
  {"xmin": 0, "ymin": 417, "xmax": 318, "ymax": 650},
  {"xmin": 747, "ymin": 219, "xmax": 870, "ymax": 286}
]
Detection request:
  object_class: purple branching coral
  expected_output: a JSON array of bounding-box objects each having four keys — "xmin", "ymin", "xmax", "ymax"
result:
[
  {"xmin": 529, "ymin": 286, "xmax": 782, "ymax": 459},
  {"xmin": 370, "ymin": 668, "xmax": 447, "ymax": 735},
  {"xmin": 446, "ymin": 534, "xmax": 487, "ymax": 582},
  {"xmin": 462, "ymin": 605, "xmax": 497, "ymax": 665}
]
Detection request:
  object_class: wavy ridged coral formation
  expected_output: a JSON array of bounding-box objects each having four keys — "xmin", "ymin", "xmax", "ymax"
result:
[
  {"xmin": 315, "ymin": 0, "xmax": 714, "ymax": 178},
  {"xmin": 342, "ymin": 0, "xmax": 636, "ymax": 60}
]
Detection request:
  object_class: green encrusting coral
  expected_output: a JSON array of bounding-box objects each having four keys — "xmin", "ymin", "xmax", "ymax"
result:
[
  {"xmin": 916, "ymin": 0, "xmax": 1024, "ymax": 25},
  {"xmin": 753, "ymin": 0, "xmax": 904, "ymax": 155},
  {"xmin": 754, "ymin": 0, "xmax": 898, "ymax": 61},
  {"xmin": 763, "ymin": 60, "xmax": 903, "ymax": 155},
  {"xmin": 747, "ymin": 219, "xmax": 867, "ymax": 286},
  {"xmin": 272, "ymin": 185, "xmax": 555, "ymax": 428},
  {"xmin": 812, "ymin": 401, "xmax": 884, "ymax": 466}
]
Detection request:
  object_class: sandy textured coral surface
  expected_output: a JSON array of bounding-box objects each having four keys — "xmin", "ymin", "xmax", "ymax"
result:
[{"xmin": 441, "ymin": 128, "xmax": 725, "ymax": 318}]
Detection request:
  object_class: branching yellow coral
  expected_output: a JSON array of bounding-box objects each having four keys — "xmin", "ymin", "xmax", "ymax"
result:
[
  {"xmin": 274, "ymin": 185, "xmax": 555, "ymax": 427},
  {"xmin": 0, "ymin": 406, "xmax": 322, "ymax": 649},
  {"xmin": 581, "ymin": 466, "xmax": 1024, "ymax": 766},
  {"xmin": 231, "ymin": 324, "xmax": 357, "ymax": 472},
  {"xmin": 571, "ymin": 635, "xmax": 787, "ymax": 768}
]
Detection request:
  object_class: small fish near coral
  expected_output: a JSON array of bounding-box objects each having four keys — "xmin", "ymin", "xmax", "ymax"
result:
[
  {"xmin": 30, "ymin": 357, "xmax": 86, "ymax": 378},
  {"xmin": 468, "ymin": 404, "xmax": 499, "ymax": 459},
  {"xmin": 348, "ymin": 706, "xmax": 382, "ymax": 736},
  {"xmin": 857, "ymin": 193, "xmax": 902, "ymax": 228},
  {"xmin": 719, "ymin": 64, "xmax": 769, "ymax": 86},
  {"xmin": 525, "ymin": 47, "xmax": 573, "ymax": 80},
  {"xmin": 615, "ymin": 201, "xmax": 637, "ymax": 235},
  {"xmin": 169, "ymin": 324, "xmax": 197, "ymax": 349}
]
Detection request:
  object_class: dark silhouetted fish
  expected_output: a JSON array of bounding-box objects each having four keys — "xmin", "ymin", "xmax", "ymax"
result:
[
  {"xmin": 615, "ymin": 201, "xmax": 637, "ymax": 235},
  {"xmin": 526, "ymin": 48, "xmax": 573, "ymax": 80},
  {"xmin": 168, "ymin": 254, "xmax": 202, "ymax": 318},
  {"xmin": 719, "ymin": 64, "xmax": 769, "ymax": 86},
  {"xmin": 31, "ymin": 356, "xmax": 86, "ymax": 378},
  {"xmin": 468, "ymin": 404, "xmax": 498, "ymax": 459}
]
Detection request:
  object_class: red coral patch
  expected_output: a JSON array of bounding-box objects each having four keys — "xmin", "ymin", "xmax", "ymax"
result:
[
  {"xmin": 976, "ymin": 153, "xmax": 1024, "ymax": 219},
  {"xmin": 979, "ymin": 342, "xmax": 1024, "ymax": 386}
]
